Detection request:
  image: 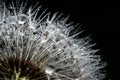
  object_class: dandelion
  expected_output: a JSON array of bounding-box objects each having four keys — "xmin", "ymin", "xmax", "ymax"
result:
[{"xmin": 0, "ymin": 1, "xmax": 105, "ymax": 80}]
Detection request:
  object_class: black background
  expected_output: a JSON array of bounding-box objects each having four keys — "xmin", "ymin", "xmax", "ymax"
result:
[
  {"xmin": 4, "ymin": 0, "xmax": 119, "ymax": 80},
  {"xmin": 33, "ymin": 0, "xmax": 118, "ymax": 79}
]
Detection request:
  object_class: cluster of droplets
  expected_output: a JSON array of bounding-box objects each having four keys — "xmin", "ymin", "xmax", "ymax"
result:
[{"xmin": 0, "ymin": 1, "xmax": 105, "ymax": 80}]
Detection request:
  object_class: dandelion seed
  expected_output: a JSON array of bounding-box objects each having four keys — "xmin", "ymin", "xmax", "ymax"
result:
[{"xmin": 0, "ymin": 1, "xmax": 106, "ymax": 80}]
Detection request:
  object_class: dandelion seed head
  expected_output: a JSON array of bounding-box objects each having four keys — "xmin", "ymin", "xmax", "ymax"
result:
[{"xmin": 0, "ymin": 1, "xmax": 106, "ymax": 80}]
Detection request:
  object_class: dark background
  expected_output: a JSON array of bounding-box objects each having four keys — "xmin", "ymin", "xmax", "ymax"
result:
[
  {"xmin": 5, "ymin": 0, "xmax": 119, "ymax": 80},
  {"xmin": 35, "ymin": 0, "xmax": 118, "ymax": 79}
]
